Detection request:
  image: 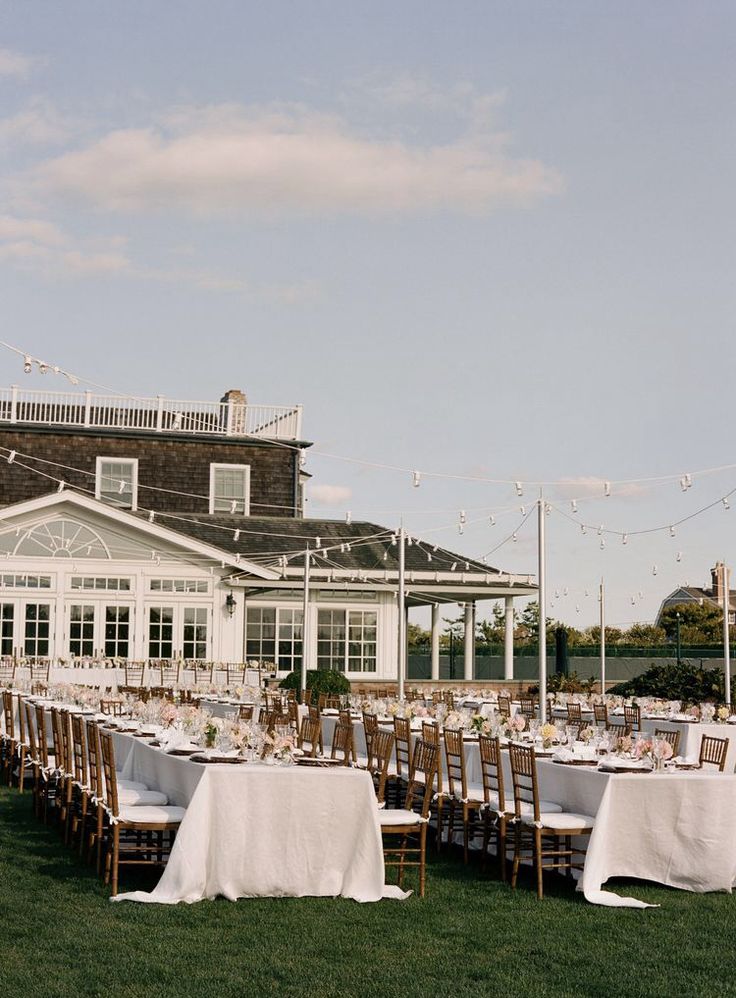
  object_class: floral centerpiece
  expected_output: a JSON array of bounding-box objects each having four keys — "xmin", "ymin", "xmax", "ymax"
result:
[
  {"xmin": 700, "ymin": 703, "xmax": 716, "ymax": 723},
  {"xmin": 509, "ymin": 713, "xmax": 526, "ymax": 738},
  {"xmin": 717, "ymin": 705, "xmax": 730, "ymax": 722},
  {"xmin": 540, "ymin": 723, "xmax": 556, "ymax": 749},
  {"xmin": 264, "ymin": 730, "xmax": 297, "ymax": 764}
]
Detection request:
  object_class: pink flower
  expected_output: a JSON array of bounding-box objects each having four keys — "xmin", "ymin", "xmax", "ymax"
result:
[{"xmin": 510, "ymin": 713, "xmax": 526, "ymax": 733}]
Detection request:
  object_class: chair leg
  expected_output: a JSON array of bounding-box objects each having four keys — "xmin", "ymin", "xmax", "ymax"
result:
[
  {"xmin": 534, "ymin": 827, "xmax": 544, "ymax": 899},
  {"xmin": 511, "ymin": 822, "xmax": 521, "ymax": 889},
  {"xmin": 498, "ymin": 817, "xmax": 507, "ymax": 883},
  {"xmin": 111, "ymin": 825, "xmax": 120, "ymax": 895},
  {"xmin": 419, "ymin": 825, "xmax": 427, "ymax": 898},
  {"xmin": 463, "ymin": 804, "xmax": 469, "ymax": 864}
]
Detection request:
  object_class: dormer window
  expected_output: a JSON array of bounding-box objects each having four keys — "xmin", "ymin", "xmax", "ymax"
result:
[
  {"xmin": 95, "ymin": 457, "xmax": 138, "ymax": 510},
  {"xmin": 209, "ymin": 463, "xmax": 250, "ymax": 515}
]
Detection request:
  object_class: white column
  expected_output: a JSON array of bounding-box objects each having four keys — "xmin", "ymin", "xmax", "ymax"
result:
[
  {"xmin": 430, "ymin": 603, "xmax": 441, "ymax": 681},
  {"xmin": 300, "ymin": 547, "xmax": 310, "ymax": 693},
  {"xmin": 397, "ymin": 526, "xmax": 406, "ymax": 698},
  {"xmin": 504, "ymin": 596, "xmax": 514, "ymax": 681},
  {"xmin": 599, "ymin": 578, "xmax": 606, "ymax": 696},
  {"xmin": 723, "ymin": 563, "xmax": 731, "ymax": 706},
  {"xmin": 464, "ymin": 602, "xmax": 474, "ymax": 681},
  {"xmin": 538, "ymin": 496, "xmax": 547, "ymax": 723}
]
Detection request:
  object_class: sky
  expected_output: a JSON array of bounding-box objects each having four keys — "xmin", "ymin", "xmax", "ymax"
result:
[{"xmin": 0, "ymin": 1, "xmax": 734, "ymax": 629}]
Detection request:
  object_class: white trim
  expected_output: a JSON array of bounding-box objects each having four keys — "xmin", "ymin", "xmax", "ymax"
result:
[
  {"xmin": 0, "ymin": 491, "xmax": 277, "ymax": 579},
  {"xmin": 95, "ymin": 456, "xmax": 139, "ymax": 511},
  {"xmin": 209, "ymin": 463, "xmax": 251, "ymax": 516}
]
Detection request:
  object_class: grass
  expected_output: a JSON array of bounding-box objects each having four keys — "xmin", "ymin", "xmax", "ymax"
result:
[{"xmin": 1, "ymin": 787, "xmax": 735, "ymax": 998}]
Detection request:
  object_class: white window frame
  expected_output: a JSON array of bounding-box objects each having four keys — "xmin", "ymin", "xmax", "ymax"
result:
[
  {"xmin": 209, "ymin": 463, "xmax": 250, "ymax": 515},
  {"xmin": 95, "ymin": 456, "xmax": 139, "ymax": 510}
]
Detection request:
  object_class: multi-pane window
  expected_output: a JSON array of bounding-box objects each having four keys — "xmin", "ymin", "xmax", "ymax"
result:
[
  {"xmin": 317, "ymin": 609, "xmax": 377, "ymax": 673},
  {"xmin": 209, "ymin": 464, "xmax": 250, "ymax": 514},
  {"xmin": 24, "ymin": 603, "xmax": 50, "ymax": 657},
  {"xmin": 317, "ymin": 609, "xmax": 346, "ymax": 671},
  {"xmin": 148, "ymin": 606, "xmax": 174, "ymax": 658},
  {"xmin": 246, "ymin": 607, "xmax": 276, "ymax": 661},
  {"xmin": 246, "ymin": 607, "xmax": 302, "ymax": 672},
  {"xmin": 183, "ymin": 607, "xmax": 208, "ymax": 659},
  {"xmin": 277, "ymin": 608, "xmax": 302, "ymax": 673},
  {"xmin": 69, "ymin": 604, "xmax": 95, "ymax": 657},
  {"xmin": 105, "ymin": 606, "xmax": 130, "ymax": 658},
  {"xmin": 0, "ymin": 604, "xmax": 13, "ymax": 656},
  {"xmin": 150, "ymin": 579, "xmax": 209, "ymax": 593},
  {"xmin": 96, "ymin": 457, "xmax": 138, "ymax": 509},
  {"xmin": 70, "ymin": 577, "xmax": 131, "ymax": 591},
  {"xmin": 0, "ymin": 575, "xmax": 52, "ymax": 589}
]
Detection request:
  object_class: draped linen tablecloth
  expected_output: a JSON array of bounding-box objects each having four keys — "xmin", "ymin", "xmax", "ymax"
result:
[
  {"xmin": 111, "ymin": 733, "xmax": 398, "ymax": 905},
  {"xmin": 640, "ymin": 719, "xmax": 736, "ymax": 772},
  {"xmin": 16, "ymin": 666, "xmax": 126, "ymax": 688}
]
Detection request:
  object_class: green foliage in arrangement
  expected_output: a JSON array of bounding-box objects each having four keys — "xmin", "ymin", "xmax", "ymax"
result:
[
  {"xmin": 279, "ymin": 668, "xmax": 351, "ymax": 699},
  {"xmin": 609, "ymin": 659, "xmax": 734, "ymax": 703}
]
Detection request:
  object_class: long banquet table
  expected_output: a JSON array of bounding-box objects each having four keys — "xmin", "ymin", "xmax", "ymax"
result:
[
  {"xmin": 110, "ymin": 730, "xmax": 401, "ymax": 905},
  {"xmin": 327, "ymin": 716, "xmax": 736, "ymax": 908}
]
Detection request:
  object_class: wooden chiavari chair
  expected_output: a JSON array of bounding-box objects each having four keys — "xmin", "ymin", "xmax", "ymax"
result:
[
  {"xmin": 419, "ymin": 721, "xmax": 448, "ymax": 849},
  {"xmin": 31, "ymin": 682, "xmax": 48, "ymax": 696},
  {"xmin": 14, "ymin": 692, "xmax": 31, "ymax": 794},
  {"xmin": 29, "ymin": 662, "xmax": 50, "ymax": 684},
  {"xmin": 34, "ymin": 704, "xmax": 56, "ymax": 823},
  {"xmin": 330, "ymin": 721, "xmax": 355, "ymax": 766},
  {"xmin": 298, "ymin": 716, "xmax": 320, "ymax": 758},
  {"xmin": 379, "ymin": 738, "xmax": 439, "ymax": 898},
  {"xmin": 479, "ymin": 735, "xmax": 509, "ymax": 879},
  {"xmin": 124, "ymin": 662, "xmax": 145, "ymax": 688},
  {"xmin": 226, "ymin": 664, "xmax": 247, "ymax": 688},
  {"xmin": 653, "ymin": 728, "xmax": 681, "ymax": 756},
  {"xmin": 1, "ymin": 689, "xmax": 23, "ymax": 787},
  {"xmin": 158, "ymin": 661, "xmax": 180, "ymax": 688},
  {"xmin": 431, "ymin": 691, "xmax": 444, "ymax": 707},
  {"xmin": 593, "ymin": 703, "xmax": 608, "ymax": 727},
  {"xmin": 699, "ymin": 734, "xmax": 728, "ymax": 772},
  {"xmin": 23, "ymin": 699, "xmax": 41, "ymax": 812},
  {"xmin": 377, "ymin": 688, "xmax": 389, "ymax": 699},
  {"xmin": 444, "ymin": 728, "xmax": 485, "ymax": 863},
  {"xmin": 302, "ymin": 687, "xmax": 312, "ymax": 706},
  {"xmin": 405, "ymin": 688, "xmax": 418, "ymax": 702},
  {"xmin": 519, "ymin": 696, "xmax": 538, "ymax": 720},
  {"xmin": 362, "ymin": 711, "xmax": 378, "ymax": 771},
  {"xmin": 50, "ymin": 707, "xmax": 73, "ymax": 838},
  {"xmin": 98, "ymin": 730, "xmax": 185, "ymax": 895},
  {"xmin": 623, "ymin": 704, "xmax": 641, "ymax": 733},
  {"xmin": 100, "ymin": 700, "xmax": 124, "ymax": 717},
  {"xmin": 444, "ymin": 691, "xmax": 455, "ymax": 710},
  {"xmin": 238, "ymin": 704, "xmax": 254, "ymax": 722},
  {"xmin": 497, "ymin": 695, "xmax": 511, "ymax": 720},
  {"xmin": 566, "ymin": 702, "xmax": 583, "ymax": 723},
  {"xmin": 509, "ymin": 742, "xmax": 594, "ymax": 899},
  {"xmin": 371, "ymin": 729, "xmax": 396, "ymax": 805},
  {"xmin": 85, "ymin": 721, "xmax": 105, "ymax": 871},
  {"xmin": 69, "ymin": 713, "xmax": 90, "ymax": 851},
  {"xmin": 0, "ymin": 657, "xmax": 15, "ymax": 687},
  {"xmin": 393, "ymin": 716, "xmax": 412, "ymax": 804},
  {"xmin": 192, "ymin": 662, "xmax": 213, "ymax": 686}
]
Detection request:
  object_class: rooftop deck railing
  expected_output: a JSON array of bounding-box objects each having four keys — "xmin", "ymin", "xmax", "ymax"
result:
[{"xmin": 0, "ymin": 386, "xmax": 303, "ymax": 441}]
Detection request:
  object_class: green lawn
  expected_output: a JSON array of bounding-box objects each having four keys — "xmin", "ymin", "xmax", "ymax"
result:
[{"xmin": 1, "ymin": 786, "xmax": 735, "ymax": 998}]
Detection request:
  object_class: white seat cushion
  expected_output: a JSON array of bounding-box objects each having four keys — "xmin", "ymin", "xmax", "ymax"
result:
[
  {"xmin": 118, "ymin": 804, "xmax": 186, "ymax": 824},
  {"xmin": 379, "ymin": 808, "xmax": 428, "ymax": 827},
  {"xmin": 455, "ymin": 782, "xmax": 486, "ymax": 803},
  {"xmin": 117, "ymin": 778, "xmax": 148, "ymax": 792},
  {"xmin": 118, "ymin": 788, "xmax": 169, "ymax": 806},
  {"xmin": 521, "ymin": 811, "xmax": 595, "ymax": 830},
  {"xmin": 518, "ymin": 799, "xmax": 564, "ymax": 816}
]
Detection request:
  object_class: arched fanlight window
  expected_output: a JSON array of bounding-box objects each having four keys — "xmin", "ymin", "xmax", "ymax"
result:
[{"xmin": 13, "ymin": 519, "xmax": 111, "ymax": 559}]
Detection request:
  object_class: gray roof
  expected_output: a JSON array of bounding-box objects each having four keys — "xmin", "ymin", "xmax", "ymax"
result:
[{"xmin": 135, "ymin": 513, "xmax": 501, "ymax": 575}]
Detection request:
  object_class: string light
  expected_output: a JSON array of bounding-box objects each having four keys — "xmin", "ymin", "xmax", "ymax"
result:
[
  {"xmin": 519, "ymin": 505, "xmax": 526, "ymax": 516},
  {"xmin": 412, "ymin": 471, "xmax": 421, "ymax": 488},
  {"xmin": 6, "ymin": 451, "xmax": 15, "ymax": 464},
  {"xmin": 515, "ymin": 482, "xmax": 523, "ymax": 497},
  {"xmin": 571, "ymin": 500, "xmax": 577, "ymax": 513},
  {"xmin": 489, "ymin": 515, "xmax": 495, "ymax": 526},
  {"xmin": 345, "ymin": 511, "xmax": 352, "ymax": 524},
  {"xmin": 669, "ymin": 525, "xmax": 676, "ymax": 537},
  {"xmin": 723, "ymin": 498, "xmax": 730, "ymax": 511},
  {"xmin": 23, "ymin": 355, "xmax": 32, "ymax": 374},
  {"xmin": 604, "ymin": 481, "xmax": 611, "ymax": 497},
  {"xmin": 622, "ymin": 533, "xmax": 628, "ymax": 545}
]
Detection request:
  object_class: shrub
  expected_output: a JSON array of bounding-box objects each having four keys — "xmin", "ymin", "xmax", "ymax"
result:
[
  {"xmin": 279, "ymin": 669, "xmax": 351, "ymax": 699},
  {"xmin": 527, "ymin": 671, "xmax": 596, "ymax": 696},
  {"xmin": 609, "ymin": 660, "xmax": 733, "ymax": 703}
]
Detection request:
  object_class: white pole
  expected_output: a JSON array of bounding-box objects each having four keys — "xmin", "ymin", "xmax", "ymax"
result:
[
  {"xmin": 397, "ymin": 525, "xmax": 406, "ymax": 699},
  {"xmin": 538, "ymin": 495, "xmax": 547, "ymax": 723},
  {"xmin": 430, "ymin": 603, "xmax": 440, "ymax": 681},
  {"xmin": 723, "ymin": 562, "xmax": 731, "ymax": 706},
  {"xmin": 464, "ymin": 602, "xmax": 474, "ymax": 681},
  {"xmin": 504, "ymin": 596, "xmax": 514, "ymax": 681},
  {"xmin": 599, "ymin": 578, "xmax": 606, "ymax": 696},
  {"xmin": 300, "ymin": 546, "xmax": 310, "ymax": 694}
]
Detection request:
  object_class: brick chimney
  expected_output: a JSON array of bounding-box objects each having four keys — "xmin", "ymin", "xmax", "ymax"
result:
[
  {"xmin": 711, "ymin": 562, "xmax": 724, "ymax": 601},
  {"xmin": 220, "ymin": 389, "xmax": 247, "ymax": 435}
]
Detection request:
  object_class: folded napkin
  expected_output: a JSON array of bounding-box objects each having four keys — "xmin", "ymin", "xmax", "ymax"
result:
[
  {"xmin": 598, "ymin": 757, "xmax": 652, "ymax": 772},
  {"xmin": 672, "ymin": 755, "xmax": 699, "ymax": 766},
  {"xmin": 552, "ymin": 748, "xmax": 575, "ymax": 763},
  {"xmin": 165, "ymin": 741, "xmax": 199, "ymax": 754}
]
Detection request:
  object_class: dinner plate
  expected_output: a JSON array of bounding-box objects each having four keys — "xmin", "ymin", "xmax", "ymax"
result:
[
  {"xmin": 190, "ymin": 754, "xmax": 244, "ymax": 764},
  {"xmin": 296, "ymin": 756, "xmax": 343, "ymax": 767}
]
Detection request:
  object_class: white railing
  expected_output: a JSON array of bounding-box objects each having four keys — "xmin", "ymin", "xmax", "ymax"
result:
[{"xmin": 0, "ymin": 387, "xmax": 304, "ymax": 441}]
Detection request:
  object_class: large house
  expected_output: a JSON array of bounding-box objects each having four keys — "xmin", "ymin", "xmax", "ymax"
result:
[
  {"xmin": 655, "ymin": 562, "xmax": 736, "ymax": 627},
  {"xmin": 0, "ymin": 384, "xmax": 535, "ymax": 681}
]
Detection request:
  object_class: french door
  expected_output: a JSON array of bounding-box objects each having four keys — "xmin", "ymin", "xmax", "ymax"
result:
[
  {"xmin": 66, "ymin": 602, "xmax": 134, "ymax": 659},
  {"xmin": 23, "ymin": 602, "xmax": 52, "ymax": 658}
]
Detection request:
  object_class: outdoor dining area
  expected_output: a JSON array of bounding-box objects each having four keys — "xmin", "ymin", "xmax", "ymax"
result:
[{"xmin": 2, "ymin": 665, "xmax": 736, "ymax": 910}]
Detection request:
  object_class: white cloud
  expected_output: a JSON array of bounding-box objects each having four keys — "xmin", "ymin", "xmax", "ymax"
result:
[
  {"xmin": 28, "ymin": 101, "xmax": 562, "ymax": 218},
  {"xmin": 0, "ymin": 214, "xmax": 65, "ymax": 245},
  {"xmin": 0, "ymin": 212, "xmax": 130, "ymax": 277},
  {"xmin": 0, "ymin": 48, "xmax": 42, "ymax": 79},
  {"xmin": 308, "ymin": 484, "xmax": 353, "ymax": 506},
  {"xmin": 0, "ymin": 99, "xmax": 75, "ymax": 147}
]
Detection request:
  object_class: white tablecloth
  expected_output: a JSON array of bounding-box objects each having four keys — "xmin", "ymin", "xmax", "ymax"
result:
[
  {"xmin": 111, "ymin": 732, "xmax": 398, "ymax": 905},
  {"xmin": 640, "ymin": 719, "xmax": 736, "ymax": 772}
]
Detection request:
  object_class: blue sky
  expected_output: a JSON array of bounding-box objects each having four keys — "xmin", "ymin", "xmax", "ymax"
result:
[{"xmin": 1, "ymin": 2, "xmax": 734, "ymax": 628}]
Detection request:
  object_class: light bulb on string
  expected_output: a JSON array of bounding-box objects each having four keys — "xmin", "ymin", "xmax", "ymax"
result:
[
  {"xmin": 6, "ymin": 451, "xmax": 15, "ymax": 464},
  {"xmin": 563, "ymin": 587, "xmax": 569, "ymax": 596},
  {"xmin": 427, "ymin": 552, "xmax": 432, "ymax": 563},
  {"xmin": 545, "ymin": 503, "xmax": 551, "ymax": 516},
  {"xmin": 383, "ymin": 550, "xmax": 388, "ymax": 561},
  {"xmin": 391, "ymin": 534, "xmax": 397, "ymax": 546},
  {"xmin": 622, "ymin": 533, "xmax": 628, "ymax": 545},
  {"xmin": 575, "ymin": 605, "xmax": 581, "ymax": 614},
  {"xmin": 489, "ymin": 515, "xmax": 495, "ymax": 526},
  {"xmin": 57, "ymin": 480, "xmax": 65, "ymax": 493},
  {"xmin": 669, "ymin": 525, "xmax": 676, "ymax": 537},
  {"xmin": 723, "ymin": 498, "xmax": 730, "ymax": 510},
  {"xmin": 458, "ymin": 524, "xmax": 464, "ymax": 535},
  {"xmin": 597, "ymin": 524, "xmax": 603, "ymax": 535},
  {"xmin": 412, "ymin": 470, "xmax": 421, "ymax": 488},
  {"xmin": 38, "ymin": 362, "xmax": 48, "ymax": 374},
  {"xmin": 23, "ymin": 355, "xmax": 32, "ymax": 374},
  {"xmin": 345, "ymin": 511, "xmax": 351, "ymax": 524},
  {"xmin": 676, "ymin": 551, "xmax": 682, "ymax": 562},
  {"xmin": 233, "ymin": 529, "xmax": 240, "ymax": 542},
  {"xmin": 450, "ymin": 562, "xmax": 457, "ymax": 571},
  {"xmin": 652, "ymin": 565, "xmax": 658, "ymax": 576},
  {"xmin": 459, "ymin": 510, "xmax": 466, "ymax": 525},
  {"xmin": 604, "ymin": 481, "xmax": 611, "ymax": 497},
  {"xmin": 407, "ymin": 536, "xmax": 413, "ymax": 546},
  {"xmin": 600, "ymin": 538, "xmax": 605, "ymax": 550},
  {"xmin": 519, "ymin": 505, "xmax": 526, "ymax": 516},
  {"xmin": 581, "ymin": 524, "xmax": 587, "ymax": 535},
  {"xmin": 515, "ymin": 482, "xmax": 523, "ymax": 497},
  {"xmin": 512, "ymin": 532, "xmax": 518, "ymax": 543},
  {"xmin": 571, "ymin": 500, "xmax": 578, "ymax": 513}
]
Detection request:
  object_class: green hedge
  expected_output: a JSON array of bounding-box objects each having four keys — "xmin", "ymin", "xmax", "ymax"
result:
[
  {"xmin": 279, "ymin": 669, "xmax": 351, "ymax": 703},
  {"xmin": 609, "ymin": 660, "xmax": 734, "ymax": 702}
]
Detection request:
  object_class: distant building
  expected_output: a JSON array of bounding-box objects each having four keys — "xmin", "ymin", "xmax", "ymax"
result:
[
  {"xmin": 0, "ymin": 384, "xmax": 535, "ymax": 678},
  {"xmin": 655, "ymin": 562, "xmax": 736, "ymax": 627}
]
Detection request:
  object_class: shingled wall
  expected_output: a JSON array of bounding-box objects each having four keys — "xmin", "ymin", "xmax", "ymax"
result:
[{"xmin": 0, "ymin": 427, "xmax": 300, "ymax": 517}]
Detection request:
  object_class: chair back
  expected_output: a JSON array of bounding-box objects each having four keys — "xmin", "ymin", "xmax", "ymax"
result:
[
  {"xmin": 593, "ymin": 703, "xmax": 608, "ymax": 725},
  {"xmin": 330, "ymin": 721, "xmax": 354, "ymax": 766},
  {"xmin": 431, "ymin": 691, "xmax": 443, "ymax": 706},
  {"xmin": 125, "ymin": 662, "xmax": 145, "ymax": 687},
  {"xmin": 238, "ymin": 704, "xmax": 254, "ymax": 722},
  {"xmin": 362, "ymin": 711, "xmax": 378, "ymax": 768},
  {"xmin": 70, "ymin": 713, "xmax": 88, "ymax": 786},
  {"xmin": 393, "ymin": 716, "xmax": 411, "ymax": 779},
  {"xmin": 15, "ymin": 693, "xmax": 25, "ymax": 744},
  {"xmin": 371, "ymin": 729, "xmax": 396, "ymax": 804},
  {"xmin": 193, "ymin": 662, "xmax": 213, "ymax": 685},
  {"xmin": 85, "ymin": 721, "xmax": 103, "ymax": 799},
  {"xmin": 508, "ymin": 742, "xmax": 541, "ymax": 822},
  {"xmin": 31, "ymin": 683, "xmax": 48, "ymax": 696},
  {"xmin": 98, "ymin": 729, "xmax": 120, "ymax": 817},
  {"xmin": 0, "ymin": 658, "xmax": 15, "ymax": 685},
  {"xmin": 159, "ymin": 661, "xmax": 180, "ymax": 688},
  {"xmin": 50, "ymin": 708, "xmax": 70, "ymax": 775},
  {"xmin": 497, "ymin": 695, "xmax": 511, "ymax": 719},
  {"xmin": 298, "ymin": 716, "xmax": 320, "ymax": 757},
  {"xmin": 653, "ymin": 728, "xmax": 681, "ymax": 755},
  {"xmin": 2, "ymin": 689, "xmax": 14, "ymax": 739},
  {"xmin": 24, "ymin": 700, "xmax": 38, "ymax": 761},
  {"xmin": 35, "ymin": 705, "xmax": 51, "ymax": 769},
  {"xmin": 699, "ymin": 734, "xmax": 728, "ymax": 772},
  {"xmin": 226, "ymin": 664, "xmax": 247, "ymax": 687},
  {"xmin": 404, "ymin": 739, "xmax": 439, "ymax": 819},
  {"xmin": 623, "ymin": 704, "xmax": 641, "ymax": 732},
  {"xmin": 519, "ymin": 696, "xmax": 537, "ymax": 720},
  {"xmin": 566, "ymin": 702, "xmax": 583, "ymax": 722},
  {"xmin": 478, "ymin": 734, "xmax": 506, "ymax": 812},
  {"xmin": 29, "ymin": 662, "xmax": 50, "ymax": 683},
  {"xmin": 101, "ymin": 700, "xmax": 124, "ymax": 717},
  {"xmin": 443, "ymin": 728, "xmax": 466, "ymax": 801}
]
